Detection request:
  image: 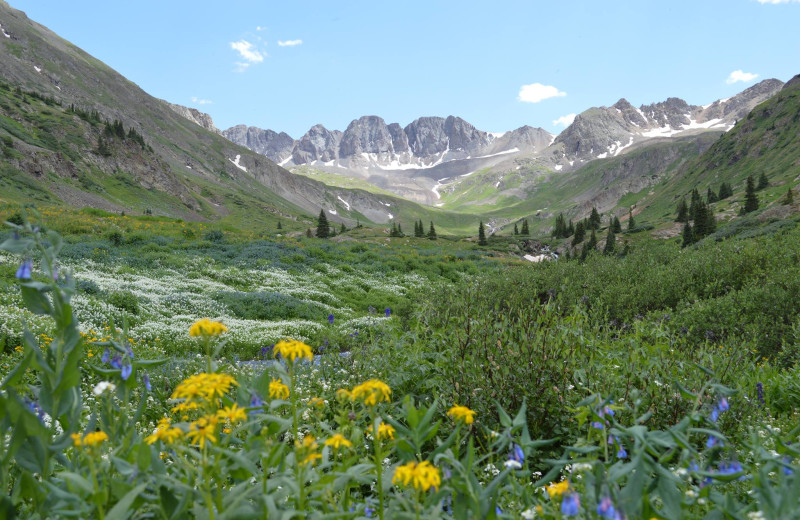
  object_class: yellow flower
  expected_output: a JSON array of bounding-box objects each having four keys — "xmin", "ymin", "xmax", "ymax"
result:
[
  {"xmin": 274, "ymin": 339, "xmax": 313, "ymax": 363},
  {"xmin": 324, "ymin": 433, "xmax": 353, "ymax": 450},
  {"xmin": 309, "ymin": 397, "xmax": 325, "ymax": 408},
  {"xmin": 296, "ymin": 436, "xmax": 322, "ymax": 466},
  {"xmin": 189, "ymin": 318, "xmax": 228, "ymax": 337},
  {"xmin": 187, "ymin": 415, "xmax": 219, "ymax": 448},
  {"xmin": 335, "ymin": 388, "xmax": 353, "ymax": 401},
  {"xmin": 447, "ymin": 404, "xmax": 476, "ymax": 425},
  {"xmin": 392, "ymin": 460, "xmax": 441, "ymax": 492},
  {"xmin": 217, "ymin": 404, "xmax": 247, "ymax": 424},
  {"xmin": 351, "ymin": 379, "xmax": 392, "ymax": 406},
  {"xmin": 171, "ymin": 373, "xmax": 238, "ymax": 403},
  {"xmin": 269, "ymin": 378, "xmax": 290, "ymax": 400},
  {"xmin": 376, "ymin": 422, "xmax": 396, "ymax": 441},
  {"xmin": 72, "ymin": 431, "xmax": 109, "ymax": 449},
  {"xmin": 546, "ymin": 480, "xmax": 571, "ymax": 498},
  {"xmin": 145, "ymin": 418, "xmax": 184, "ymax": 445}
]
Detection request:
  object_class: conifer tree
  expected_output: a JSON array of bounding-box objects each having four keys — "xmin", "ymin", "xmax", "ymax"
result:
[
  {"xmin": 398, "ymin": 223, "xmax": 403, "ymax": 236},
  {"xmin": 707, "ymin": 187, "xmax": 718, "ymax": 204},
  {"xmin": 552, "ymin": 213, "xmax": 566, "ymax": 238},
  {"xmin": 603, "ymin": 227, "xmax": 616, "ymax": 255},
  {"xmin": 757, "ymin": 172, "xmax": 769, "ymax": 191},
  {"xmin": 316, "ymin": 210, "xmax": 330, "ymax": 238},
  {"xmin": 676, "ymin": 198, "xmax": 688, "ymax": 222},
  {"xmin": 390, "ymin": 222, "xmax": 398, "ymax": 237},
  {"xmin": 693, "ymin": 200, "xmax": 708, "ymax": 238},
  {"xmin": 340, "ymin": 222, "xmax": 346, "ymax": 233},
  {"xmin": 478, "ymin": 221, "xmax": 488, "ymax": 246},
  {"xmin": 589, "ymin": 207, "xmax": 601, "ymax": 230},
  {"xmin": 586, "ymin": 229, "xmax": 598, "ymax": 251},
  {"xmin": 520, "ymin": 219, "xmax": 529, "ymax": 235},
  {"xmin": 611, "ymin": 216, "xmax": 622, "ymax": 233},
  {"xmin": 567, "ymin": 220, "xmax": 574, "ymax": 236},
  {"xmin": 689, "ymin": 189, "xmax": 702, "ymax": 223},
  {"xmin": 572, "ymin": 221, "xmax": 585, "ymax": 246},
  {"xmin": 277, "ymin": 221, "xmax": 282, "ymax": 230},
  {"xmin": 681, "ymin": 222, "xmax": 694, "ymax": 248},
  {"xmin": 744, "ymin": 175, "xmax": 759, "ymax": 213},
  {"xmin": 718, "ymin": 182, "xmax": 733, "ymax": 199},
  {"xmin": 306, "ymin": 229, "xmax": 313, "ymax": 238},
  {"xmin": 705, "ymin": 204, "xmax": 716, "ymax": 235},
  {"xmin": 427, "ymin": 222, "xmax": 437, "ymax": 240},
  {"xmin": 627, "ymin": 209, "xmax": 635, "ymax": 231},
  {"xmin": 513, "ymin": 223, "xmax": 519, "ymax": 235},
  {"xmin": 785, "ymin": 187, "xmax": 794, "ymax": 205}
]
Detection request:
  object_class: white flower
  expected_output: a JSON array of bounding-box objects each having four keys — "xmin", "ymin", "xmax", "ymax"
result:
[
  {"xmin": 685, "ymin": 489, "xmax": 697, "ymax": 499},
  {"xmin": 92, "ymin": 381, "xmax": 116, "ymax": 396},
  {"xmin": 674, "ymin": 468, "xmax": 689, "ymax": 478},
  {"xmin": 572, "ymin": 463, "xmax": 593, "ymax": 473},
  {"xmin": 504, "ymin": 460, "xmax": 523, "ymax": 470},
  {"xmin": 747, "ymin": 511, "xmax": 765, "ymax": 520},
  {"xmin": 521, "ymin": 508, "xmax": 537, "ymax": 519}
]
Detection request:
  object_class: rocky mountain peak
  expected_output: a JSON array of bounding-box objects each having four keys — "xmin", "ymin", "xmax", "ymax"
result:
[
  {"xmin": 292, "ymin": 124, "xmax": 342, "ymax": 163},
  {"xmin": 221, "ymin": 125, "xmax": 295, "ymax": 164},
  {"xmin": 339, "ymin": 116, "xmax": 394, "ymax": 156},
  {"xmin": 163, "ymin": 101, "xmax": 221, "ymax": 134}
]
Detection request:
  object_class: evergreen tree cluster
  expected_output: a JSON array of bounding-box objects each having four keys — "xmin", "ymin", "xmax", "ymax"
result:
[
  {"xmin": 518, "ymin": 219, "xmax": 529, "ymax": 236},
  {"xmin": 551, "ymin": 213, "xmax": 574, "ymax": 239},
  {"xmin": 316, "ymin": 210, "xmax": 329, "ymax": 238},
  {"xmin": 390, "ymin": 221, "xmax": 404, "ymax": 237},
  {"xmin": 427, "ymin": 222, "xmax": 437, "ymax": 240},
  {"xmin": 99, "ymin": 119, "xmax": 151, "ymax": 154},
  {"xmin": 68, "ymin": 104, "xmax": 102, "ymax": 125},
  {"xmin": 414, "ymin": 220, "xmax": 426, "ymax": 238},
  {"xmin": 680, "ymin": 188, "xmax": 717, "ymax": 247},
  {"xmin": 744, "ymin": 175, "xmax": 760, "ymax": 214}
]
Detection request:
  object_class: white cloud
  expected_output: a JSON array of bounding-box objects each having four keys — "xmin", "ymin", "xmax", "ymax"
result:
[
  {"xmin": 553, "ymin": 113, "xmax": 577, "ymax": 127},
  {"xmin": 518, "ymin": 83, "xmax": 566, "ymax": 103},
  {"xmin": 755, "ymin": 0, "xmax": 800, "ymax": 4},
  {"xmin": 230, "ymin": 40, "xmax": 264, "ymax": 63},
  {"xmin": 191, "ymin": 97, "xmax": 212, "ymax": 105},
  {"xmin": 256, "ymin": 26, "xmax": 265, "ymax": 31},
  {"xmin": 277, "ymin": 39, "xmax": 303, "ymax": 47},
  {"xmin": 233, "ymin": 62, "xmax": 250, "ymax": 73},
  {"xmin": 726, "ymin": 70, "xmax": 759, "ymax": 84}
]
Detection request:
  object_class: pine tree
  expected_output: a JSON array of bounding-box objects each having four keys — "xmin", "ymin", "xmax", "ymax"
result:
[
  {"xmin": 689, "ymin": 189, "xmax": 702, "ymax": 224},
  {"xmin": 478, "ymin": 221, "xmax": 487, "ymax": 246},
  {"xmin": 427, "ymin": 222, "xmax": 437, "ymax": 240},
  {"xmin": 340, "ymin": 222, "xmax": 346, "ymax": 233},
  {"xmin": 552, "ymin": 213, "xmax": 566, "ymax": 238},
  {"xmin": 784, "ymin": 187, "xmax": 794, "ymax": 205},
  {"xmin": 572, "ymin": 221, "xmax": 586, "ymax": 245},
  {"xmin": 390, "ymin": 222, "xmax": 398, "ymax": 237},
  {"xmin": 705, "ymin": 204, "xmax": 716, "ymax": 235},
  {"xmin": 567, "ymin": 220, "xmax": 574, "ymax": 236},
  {"xmin": 520, "ymin": 219, "xmax": 529, "ymax": 236},
  {"xmin": 676, "ymin": 198, "xmax": 688, "ymax": 222},
  {"xmin": 316, "ymin": 210, "xmax": 330, "ymax": 238},
  {"xmin": 693, "ymin": 200, "xmax": 708, "ymax": 238},
  {"xmin": 603, "ymin": 227, "xmax": 616, "ymax": 255},
  {"xmin": 707, "ymin": 187, "xmax": 718, "ymax": 204},
  {"xmin": 611, "ymin": 216, "xmax": 621, "ymax": 233},
  {"xmin": 757, "ymin": 172, "xmax": 769, "ymax": 191},
  {"xmin": 627, "ymin": 209, "xmax": 635, "ymax": 231},
  {"xmin": 306, "ymin": 229, "xmax": 313, "ymax": 238},
  {"xmin": 718, "ymin": 182, "xmax": 733, "ymax": 199},
  {"xmin": 681, "ymin": 222, "xmax": 694, "ymax": 248},
  {"xmin": 513, "ymin": 223, "xmax": 519, "ymax": 235},
  {"xmin": 744, "ymin": 175, "xmax": 759, "ymax": 213},
  {"xmin": 398, "ymin": 223, "xmax": 403, "ymax": 236},
  {"xmin": 277, "ymin": 221, "xmax": 282, "ymax": 230},
  {"xmin": 589, "ymin": 207, "xmax": 601, "ymax": 230},
  {"xmin": 586, "ymin": 229, "xmax": 598, "ymax": 251}
]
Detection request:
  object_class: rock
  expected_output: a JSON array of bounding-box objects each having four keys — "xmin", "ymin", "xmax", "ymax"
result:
[
  {"xmin": 292, "ymin": 125, "xmax": 342, "ymax": 163},
  {"xmin": 223, "ymin": 125, "xmax": 294, "ymax": 164}
]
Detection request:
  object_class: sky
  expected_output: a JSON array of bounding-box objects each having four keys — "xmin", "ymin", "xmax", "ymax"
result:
[{"xmin": 8, "ymin": 0, "xmax": 800, "ymax": 138}]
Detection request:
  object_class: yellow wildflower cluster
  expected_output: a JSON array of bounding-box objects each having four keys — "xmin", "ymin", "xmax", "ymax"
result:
[
  {"xmin": 296, "ymin": 436, "xmax": 322, "ymax": 466},
  {"xmin": 71, "ymin": 431, "xmax": 109, "ymax": 449},
  {"xmin": 274, "ymin": 339, "xmax": 313, "ymax": 363},
  {"xmin": 189, "ymin": 318, "xmax": 228, "ymax": 337},
  {"xmin": 392, "ymin": 460, "xmax": 441, "ymax": 492},
  {"xmin": 546, "ymin": 480, "xmax": 571, "ymax": 498},
  {"xmin": 269, "ymin": 378, "xmax": 290, "ymax": 400},
  {"xmin": 216, "ymin": 404, "xmax": 247, "ymax": 424},
  {"xmin": 447, "ymin": 404, "xmax": 476, "ymax": 425},
  {"xmin": 308, "ymin": 397, "xmax": 325, "ymax": 408},
  {"xmin": 145, "ymin": 418, "xmax": 184, "ymax": 445},
  {"xmin": 324, "ymin": 433, "xmax": 353, "ymax": 450},
  {"xmin": 349, "ymin": 379, "xmax": 392, "ymax": 406},
  {"xmin": 171, "ymin": 373, "xmax": 238, "ymax": 403},
  {"xmin": 376, "ymin": 422, "xmax": 396, "ymax": 441}
]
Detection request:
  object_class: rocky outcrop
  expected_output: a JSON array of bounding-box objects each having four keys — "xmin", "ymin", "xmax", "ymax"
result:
[
  {"xmin": 163, "ymin": 102, "xmax": 221, "ymax": 134},
  {"xmin": 339, "ymin": 116, "xmax": 394, "ymax": 156},
  {"xmin": 292, "ymin": 125, "xmax": 342, "ymax": 163},
  {"xmin": 222, "ymin": 125, "xmax": 294, "ymax": 164}
]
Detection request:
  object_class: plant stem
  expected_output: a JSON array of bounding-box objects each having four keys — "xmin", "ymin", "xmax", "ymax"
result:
[
  {"xmin": 373, "ymin": 416, "xmax": 385, "ymax": 520},
  {"xmin": 88, "ymin": 456, "xmax": 106, "ymax": 520}
]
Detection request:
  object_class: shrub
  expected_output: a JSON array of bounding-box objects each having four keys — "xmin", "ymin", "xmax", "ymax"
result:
[{"xmin": 107, "ymin": 290, "xmax": 140, "ymax": 315}]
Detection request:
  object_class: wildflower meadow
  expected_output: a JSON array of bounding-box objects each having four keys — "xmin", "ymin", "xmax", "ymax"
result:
[{"xmin": 1, "ymin": 210, "xmax": 800, "ymax": 519}]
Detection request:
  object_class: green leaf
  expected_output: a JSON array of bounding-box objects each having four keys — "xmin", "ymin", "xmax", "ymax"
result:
[
  {"xmin": 106, "ymin": 483, "xmax": 147, "ymax": 520},
  {"xmin": 58, "ymin": 472, "xmax": 94, "ymax": 495},
  {"xmin": 20, "ymin": 284, "xmax": 53, "ymax": 315}
]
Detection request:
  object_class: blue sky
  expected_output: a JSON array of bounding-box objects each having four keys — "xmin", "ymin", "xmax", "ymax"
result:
[{"xmin": 9, "ymin": 0, "xmax": 800, "ymax": 138}]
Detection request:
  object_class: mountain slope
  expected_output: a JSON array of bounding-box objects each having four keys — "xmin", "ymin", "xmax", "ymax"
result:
[{"xmin": 0, "ymin": 1, "xmax": 458, "ymax": 229}]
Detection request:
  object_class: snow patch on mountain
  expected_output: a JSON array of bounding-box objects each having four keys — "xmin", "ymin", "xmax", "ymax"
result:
[
  {"xmin": 336, "ymin": 196, "xmax": 351, "ymax": 211},
  {"xmin": 228, "ymin": 155, "xmax": 247, "ymax": 172}
]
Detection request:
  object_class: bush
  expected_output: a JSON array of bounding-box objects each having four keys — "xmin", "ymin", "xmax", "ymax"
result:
[
  {"xmin": 215, "ymin": 291, "xmax": 327, "ymax": 321},
  {"xmin": 107, "ymin": 290, "xmax": 140, "ymax": 315},
  {"xmin": 75, "ymin": 279, "xmax": 101, "ymax": 295},
  {"xmin": 107, "ymin": 230, "xmax": 123, "ymax": 246},
  {"xmin": 203, "ymin": 230, "xmax": 224, "ymax": 243}
]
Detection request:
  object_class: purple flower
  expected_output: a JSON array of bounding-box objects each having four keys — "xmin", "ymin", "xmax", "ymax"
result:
[
  {"xmin": 52, "ymin": 266, "xmax": 58, "ymax": 281},
  {"xmin": 591, "ymin": 421, "xmax": 605, "ymax": 429},
  {"xmin": 706, "ymin": 435, "xmax": 723, "ymax": 449},
  {"xmin": 496, "ymin": 506, "xmax": 503, "ymax": 516},
  {"xmin": 710, "ymin": 408, "xmax": 719, "ymax": 422},
  {"xmin": 142, "ymin": 372, "xmax": 151, "ymax": 391},
  {"xmin": 15, "ymin": 259, "xmax": 32, "ymax": 280},
  {"xmin": 364, "ymin": 506, "xmax": 375, "ymax": 518},
  {"xmin": 328, "ymin": 314, "xmax": 334, "ymax": 325},
  {"xmin": 597, "ymin": 496, "xmax": 616, "ymax": 519},
  {"xmin": 385, "ymin": 307, "xmax": 391, "ymax": 317},
  {"xmin": 510, "ymin": 443, "xmax": 525, "ymax": 464},
  {"xmin": 561, "ymin": 492, "xmax": 580, "ymax": 516},
  {"xmin": 110, "ymin": 354, "xmax": 122, "ymax": 369},
  {"xmin": 260, "ymin": 345, "xmax": 273, "ymax": 357},
  {"xmin": 757, "ymin": 382, "xmax": 765, "ymax": 406},
  {"xmin": 121, "ymin": 362, "xmax": 132, "ymax": 381},
  {"xmin": 617, "ymin": 447, "xmax": 627, "ymax": 459},
  {"xmin": 101, "ymin": 348, "xmax": 110, "ymax": 364},
  {"xmin": 249, "ymin": 393, "xmax": 264, "ymax": 413},
  {"xmin": 717, "ymin": 397, "xmax": 729, "ymax": 412}
]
